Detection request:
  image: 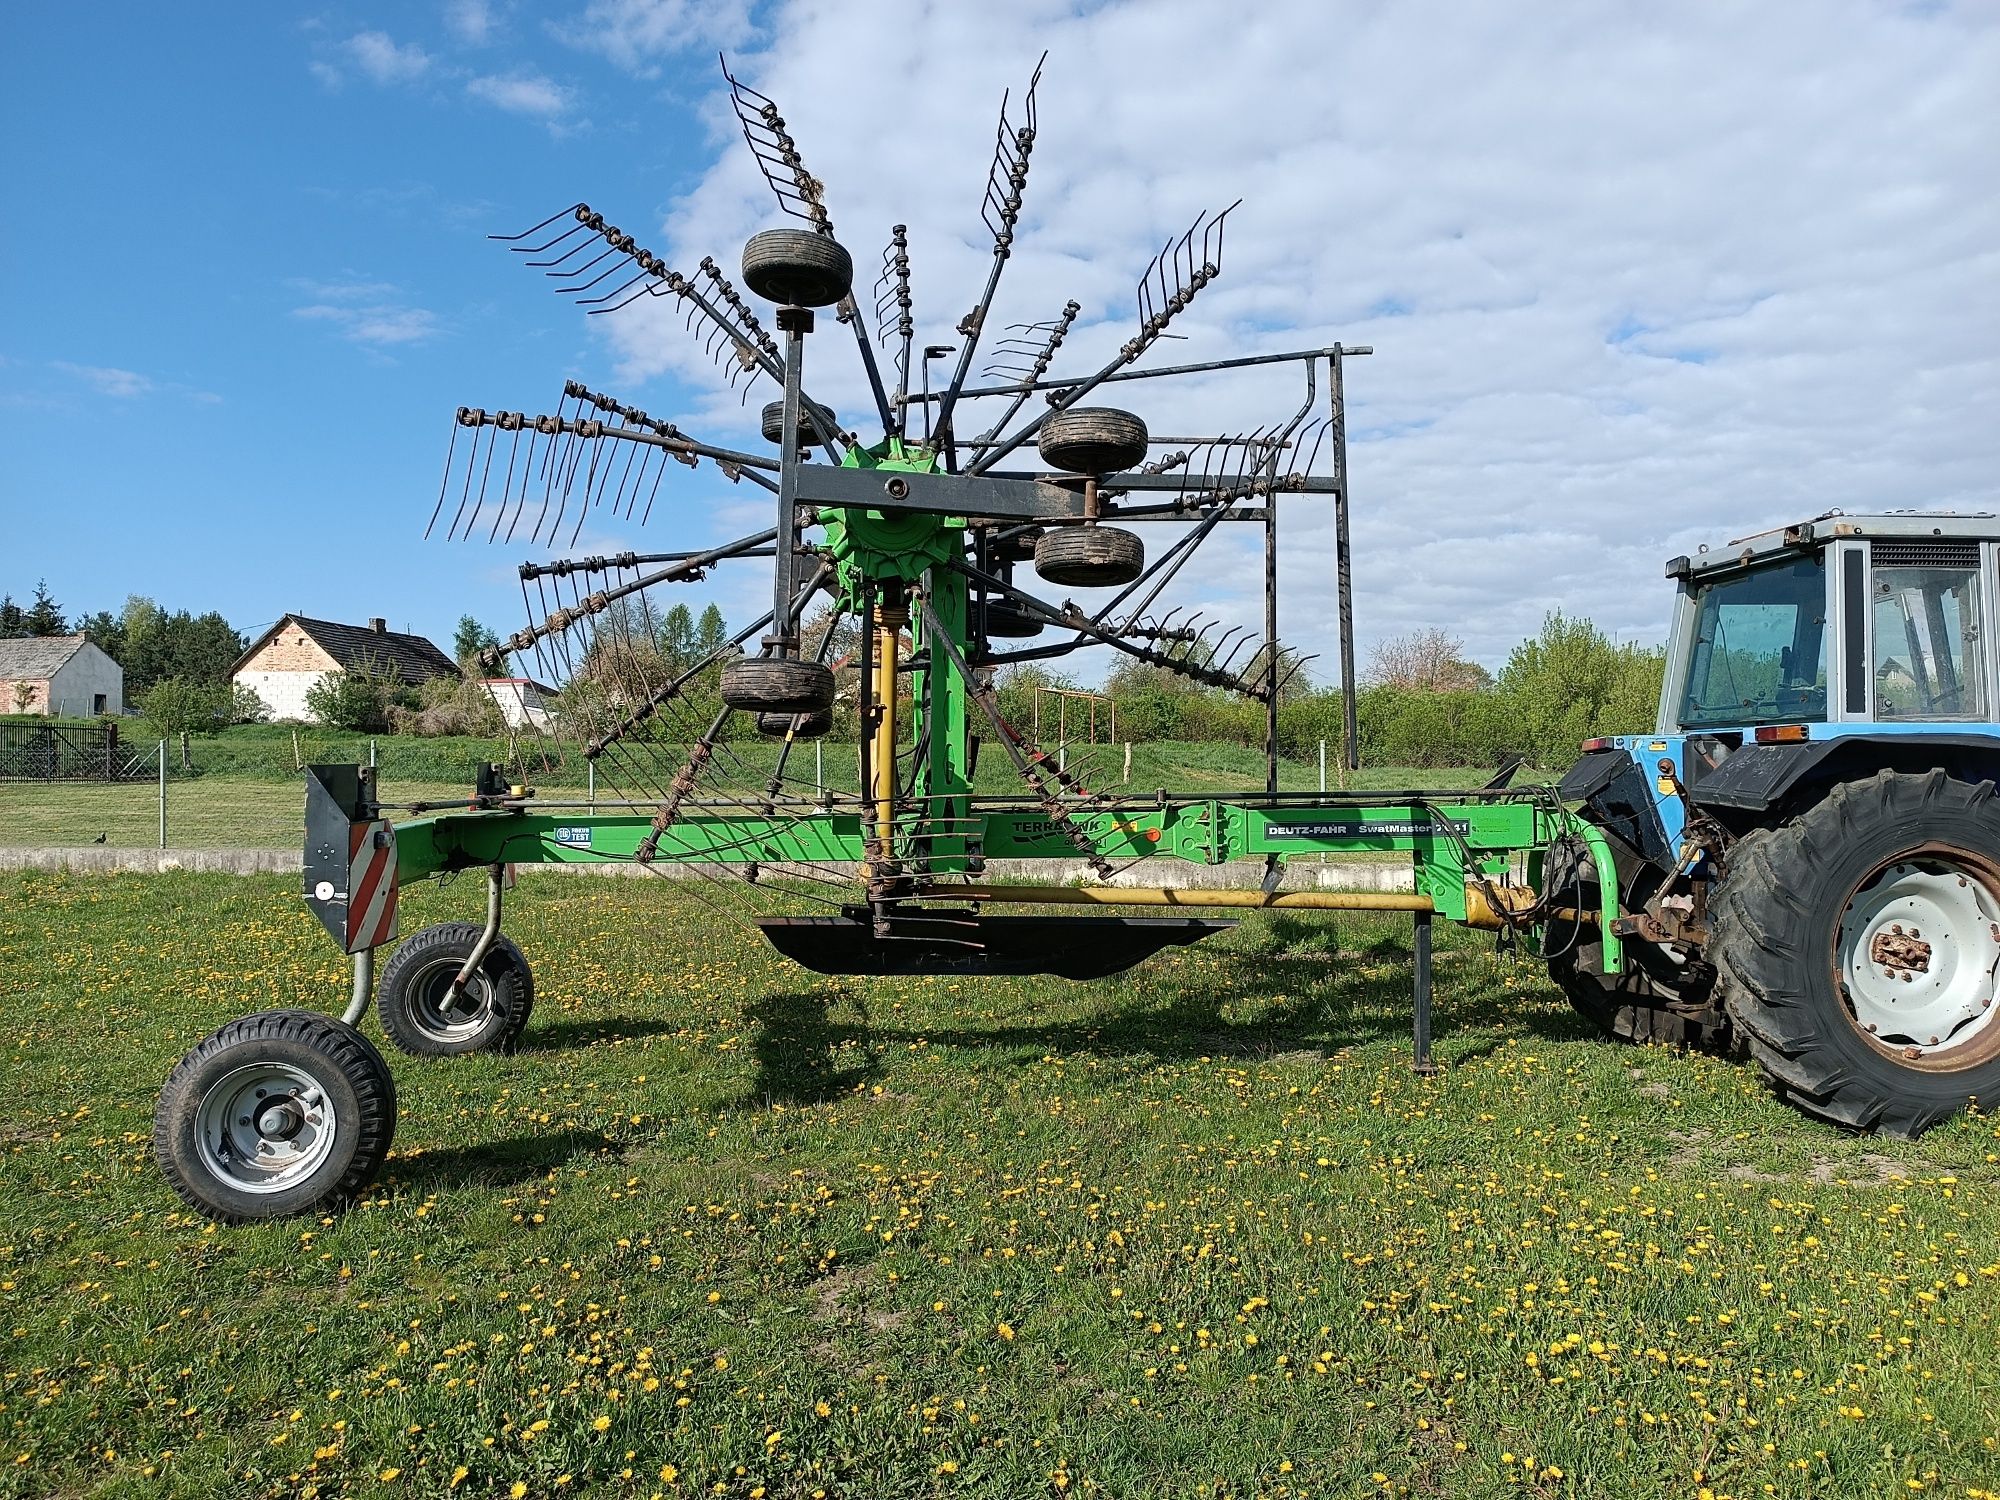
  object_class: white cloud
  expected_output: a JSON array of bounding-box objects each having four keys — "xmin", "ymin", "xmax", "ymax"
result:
[
  {"xmin": 446, "ymin": 0, "xmax": 496, "ymax": 45},
  {"xmin": 290, "ymin": 280, "xmax": 440, "ymax": 347},
  {"xmin": 466, "ymin": 71, "xmax": 571, "ymax": 117},
  {"xmin": 556, "ymin": 0, "xmax": 754, "ymax": 75},
  {"xmin": 53, "ymin": 362, "xmax": 154, "ymax": 398},
  {"xmin": 50, "ymin": 361, "xmax": 221, "ymax": 403},
  {"xmin": 565, "ymin": 0, "xmax": 1998, "ymax": 674},
  {"xmin": 346, "ymin": 30, "xmax": 432, "ymax": 85}
]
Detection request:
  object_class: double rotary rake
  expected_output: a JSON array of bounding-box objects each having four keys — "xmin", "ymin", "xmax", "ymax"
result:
[{"xmin": 153, "ymin": 57, "xmax": 1624, "ymax": 1223}]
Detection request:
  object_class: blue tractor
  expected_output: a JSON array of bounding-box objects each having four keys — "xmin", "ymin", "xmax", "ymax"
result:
[{"xmin": 1550, "ymin": 511, "xmax": 1999, "ymax": 1133}]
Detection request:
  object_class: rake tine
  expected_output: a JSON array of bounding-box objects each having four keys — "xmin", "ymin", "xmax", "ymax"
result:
[
  {"xmin": 536, "ymin": 238, "xmax": 615, "ymax": 278},
  {"xmin": 491, "ymin": 202, "xmax": 589, "ymax": 247},
  {"xmin": 424, "ymin": 412, "xmax": 461, "ymax": 541}
]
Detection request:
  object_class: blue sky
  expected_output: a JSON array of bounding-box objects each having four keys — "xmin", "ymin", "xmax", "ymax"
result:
[{"xmin": 3, "ymin": 2, "xmax": 1994, "ymax": 677}]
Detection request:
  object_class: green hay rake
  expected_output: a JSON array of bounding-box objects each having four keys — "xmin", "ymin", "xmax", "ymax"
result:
[{"xmin": 153, "ymin": 56, "xmax": 1619, "ymax": 1222}]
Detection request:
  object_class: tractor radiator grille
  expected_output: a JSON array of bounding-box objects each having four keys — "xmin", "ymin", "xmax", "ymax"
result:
[{"xmin": 1871, "ymin": 540, "xmax": 1981, "ymax": 569}]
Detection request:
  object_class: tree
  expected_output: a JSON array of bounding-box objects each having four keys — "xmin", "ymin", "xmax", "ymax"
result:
[
  {"xmin": 140, "ymin": 677, "xmax": 230, "ymax": 768},
  {"xmin": 453, "ymin": 614, "xmax": 507, "ymax": 672},
  {"xmin": 0, "ymin": 597, "xmax": 23, "ymax": 640},
  {"xmin": 694, "ymin": 603, "xmax": 729, "ymax": 659},
  {"xmin": 304, "ymin": 655, "xmax": 414, "ymax": 733},
  {"xmin": 76, "ymin": 609, "xmax": 126, "ymax": 662},
  {"xmin": 1497, "ymin": 611, "xmax": 1662, "ymax": 767},
  {"xmin": 1364, "ymin": 628, "xmax": 1491, "ymax": 692},
  {"xmin": 659, "ymin": 603, "xmax": 697, "ymax": 668},
  {"xmin": 123, "ymin": 609, "xmax": 244, "ymax": 697},
  {"xmin": 229, "ymin": 683, "xmax": 271, "ymax": 724},
  {"xmin": 9, "ymin": 681, "xmax": 34, "ymax": 714},
  {"xmin": 23, "ymin": 581, "xmax": 65, "ymax": 637}
]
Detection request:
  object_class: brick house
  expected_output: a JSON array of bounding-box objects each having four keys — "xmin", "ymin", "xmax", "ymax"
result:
[
  {"xmin": 0, "ymin": 634, "xmax": 124, "ymax": 717},
  {"xmin": 232, "ymin": 615, "xmax": 460, "ymax": 722}
]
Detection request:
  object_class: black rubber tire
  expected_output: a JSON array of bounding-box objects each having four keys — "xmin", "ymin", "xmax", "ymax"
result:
[
  {"xmin": 721, "ymin": 656, "xmax": 836, "ymax": 714},
  {"xmin": 1034, "ymin": 526, "xmax": 1145, "ymax": 588},
  {"xmin": 1037, "ymin": 407, "xmax": 1149, "ymax": 474},
  {"xmin": 760, "ymin": 399, "xmax": 835, "ymax": 448},
  {"xmin": 756, "ymin": 708, "xmax": 833, "ymax": 738},
  {"xmin": 154, "ymin": 1009, "xmax": 396, "ymax": 1224},
  {"xmin": 1710, "ymin": 769, "xmax": 2000, "ymax": 1136},
  {"xmin": 741, "ymin": 229, "xmax": 852, "ymax": 308},
  {"xmin": 989, "ymin": 527, "xmax": 1043, "ymax": 564},
  {"xmin": 981, "ymin": 602, "xmax": 1043, "ymax": 639},
  {"xmin": 1548, "ymin": 936, "xmax": 1728, "ymax": 1049},
  {"xmin": 376, "ymin": 922, "xmax": 535, "ymax": 1058}
]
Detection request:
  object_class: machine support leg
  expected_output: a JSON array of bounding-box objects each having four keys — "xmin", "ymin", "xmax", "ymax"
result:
[
  {"xmin": 443, "ymin": 863, "xmax": 506, "ymax": 1008},
  {"xmin": 1412, "ymin": 909, "xmax": 1439, "ymax": 1076},
  {"xmin": 342, "ymin": 948, "xmax": 375, "ymax": 1028}
]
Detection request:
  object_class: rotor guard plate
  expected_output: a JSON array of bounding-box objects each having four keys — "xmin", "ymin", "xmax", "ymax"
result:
[{"xmin": 755, "ymin": 914, "xmax": 1236, "ymax": 978}]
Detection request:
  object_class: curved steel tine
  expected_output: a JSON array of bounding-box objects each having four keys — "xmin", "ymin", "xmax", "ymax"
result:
[
  {"xmin": 556, "ymin": 255, "xmax": 638, "ymax": 299},
  {"xmin": 491, "ymin": 202, "xmax": 587, "ymax": 244},
  {"xmin": 583, "ymin": 274, "xmax": 658, "ymax": 315},
  {"xmin": 425, "ymin": 415, "xmax": 461, "ymax": 541},
  {"xmin": 521, "ymin": 225, "xmax": 594, "ymax": 266},
  {"xmin": 536, "ymin": 239, "xmax": 613, "ymax": 276}
]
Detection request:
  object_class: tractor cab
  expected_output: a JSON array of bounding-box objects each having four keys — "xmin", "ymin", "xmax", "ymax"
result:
[{"xmin": 1660, "ymin": 511, "xmax": 1997, "ymax": 740}]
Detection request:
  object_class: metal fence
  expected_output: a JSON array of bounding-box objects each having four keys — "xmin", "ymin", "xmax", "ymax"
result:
[{"xmin": 0, "ymin": 736, "xmax": 536, "ymax": 851}]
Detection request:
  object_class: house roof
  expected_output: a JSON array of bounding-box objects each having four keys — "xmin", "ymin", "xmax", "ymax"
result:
[
  {"xmin": 0, "ymin": 633, "xmax": 95, "ymax": 678},
  {"xmin": 233, "ymin": 615, "xmax": 461, "ymax": 683}
]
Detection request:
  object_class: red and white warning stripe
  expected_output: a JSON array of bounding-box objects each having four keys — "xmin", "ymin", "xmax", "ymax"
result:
[{"xmin": 345, "ymin": 820, "xmax": 400, "ymax": 953}]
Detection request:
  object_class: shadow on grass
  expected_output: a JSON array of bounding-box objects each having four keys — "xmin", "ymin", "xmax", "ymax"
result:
[
  {"xmin": 803, "ymin": 917, "xmax": 1599, "ymax": 1066},
  {"xmin": 517, "ymin": 1014, "xmax": 684, "ymax": 1052},
  {"xmin": 735, "ymin": 987, "xmax": 882, "ymax": 1108},
  {"xmin": 378, "ymin": 1128, "xmax": 625, "ymax": 1194}
]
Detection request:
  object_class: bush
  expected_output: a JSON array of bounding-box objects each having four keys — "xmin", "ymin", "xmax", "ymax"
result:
[
  {"xmin": 303, "ymin": 656, "xmax": 420, "ymax": 734},
  {"xmin": 389, "ymin": 676, "xmax": 507, "ymax": 738}
]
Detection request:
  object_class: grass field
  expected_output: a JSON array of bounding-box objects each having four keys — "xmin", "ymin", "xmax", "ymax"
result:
[
  {"xmin": 2, "ymin": 871, "xmax": 1995, "ymax": 1499},
  {"xmin": 0, "ymin": 744, "xmax": 1498, "ymax": 850}
]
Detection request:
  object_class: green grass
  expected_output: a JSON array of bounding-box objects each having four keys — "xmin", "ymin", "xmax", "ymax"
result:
[
  {"xmin": 2, "ymin": 872, "xmax": 1995, "ymax": 1498},
  {"xmin": 1, "ymin": 745, "xmax": 1499, "ymax": 850}
]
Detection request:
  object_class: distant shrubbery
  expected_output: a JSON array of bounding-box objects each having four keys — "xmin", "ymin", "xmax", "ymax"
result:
[{"xmin": 996, "ymin": 612, "xmax": 1663, "ymax": 770}]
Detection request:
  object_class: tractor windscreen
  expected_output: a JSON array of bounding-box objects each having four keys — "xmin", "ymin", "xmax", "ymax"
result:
[{"xmin": 1678, "ymin": 553, "xmax": 1828, "ymax": 729}]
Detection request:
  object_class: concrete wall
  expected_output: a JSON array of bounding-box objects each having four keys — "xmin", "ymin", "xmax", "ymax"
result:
[
  {"xmin": 235, "ymin": 627, "xmax": 340, "ymax": 722},
  {"xmin": 48, "ymin": 644, "xmax": 124, "ymax": 717},
  {"xmin": 236, "ymin": 669, "xmax": 329, "ymax": 722}
]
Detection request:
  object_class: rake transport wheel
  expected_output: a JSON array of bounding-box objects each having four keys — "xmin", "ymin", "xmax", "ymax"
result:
[
  {"xmin": 1037, "ymin": 406, "xmax": 1149, "ymax": 474},
  {"xmin": 1710, "ymin": 769, "xmax": 2000, "ymax": 1135},
  {"xmin": 990, "ymin": 527, "xmax": 1044, "ymax": 564},
  {"xmin": 376, "ymin": 922, "xmax": 535, "ymax": 1058},
  {"xmin": 981, "ymin": 602, "xmax": 1044, "ymax": 639},
  {"xmin": 722, "ymin": 657, "xmax": 837, "ymax": 714},
  {"xmin": 756, "ymin": 708, "xmax": 833, "ymax": 738},
  {"xmin": 759, "ymin": 399, "xmax": 834, "ymax": 447},
  {"xmin": 741, "ymin": 228, "xmax": 853, "ymax": 308},
  {"xmin": 1034, "ymin": 526, "xmax": 1145, "ymax": 588},
  {"xmin": 154, "ymin": 1009, "xmax": 396, "ymax": 1223}
]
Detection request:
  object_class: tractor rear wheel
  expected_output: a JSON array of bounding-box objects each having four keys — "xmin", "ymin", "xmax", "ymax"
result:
[
  {"xmin": 741, "ymin": 229, "xmax": 852, "ymax": 308},
  {"xmin": 1547, "ymin": 936, "xmax": 1727, "ymax": 1049},
  {"xmin": 1542, "ymin": 836, "xmax": 1729, "ymax": 1049},
  {"xmin": 721, "ymin": 657, "xmax": 836, "ymax": 715},
  {"xmin": 154, "ymin": 1010, "xmax": 396, "ymax": 1223},
  {"xmin": 1710, "ymin": 769, "xmax": 2000, "ymax": 1135},
  {"xmin": 1037, "ymin": 407, "xmax": 1149, "ymax": 474},
  {"xmin": 376, "ymin": 922, "xmax": 535, "ymax": 1058},
  {"xmin": 1034, "ymin": 527, "xmax": 1144, "ymax": 588}
]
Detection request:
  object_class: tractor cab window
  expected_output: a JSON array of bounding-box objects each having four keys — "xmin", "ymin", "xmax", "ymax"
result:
[
  {"xmin": 1871, "ymin": 550, "xmax": 1987, "ymax": 721},
  {"xmin": 1677, "ymin": 554, "xmax": 1828, "ymax": 729}
]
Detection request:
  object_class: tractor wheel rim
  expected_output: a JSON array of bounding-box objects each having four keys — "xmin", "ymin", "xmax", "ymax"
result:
[
  {"xmin": 194, "ymin": 1062, "xmax": 338, "ymax": 1193},
  {"xmin": 408, "ymin": 957, "xmax": 496, "ymax": 1042},
  {"xmin": 1837, "ymin": 851, "xmax": 2000, "ymax": 1065}
]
